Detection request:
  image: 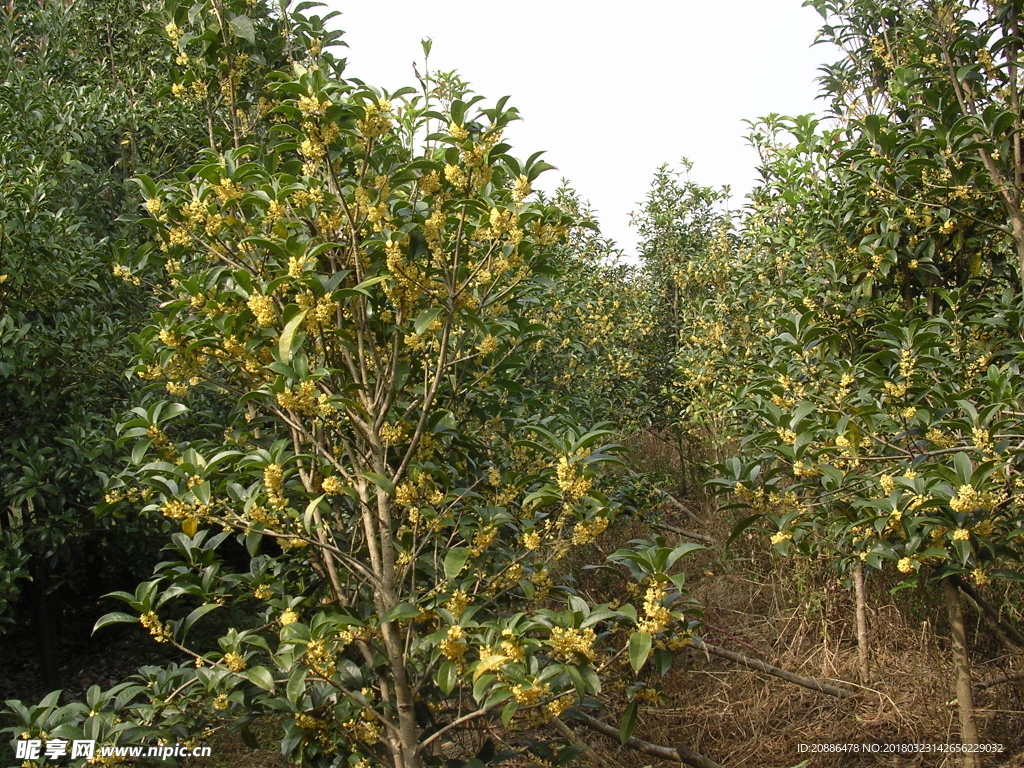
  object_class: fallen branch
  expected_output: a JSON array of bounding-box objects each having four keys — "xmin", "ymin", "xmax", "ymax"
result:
[
  {"xmin": 656, "ymin": 488, "xmax": 701, "ymax": 523},
  {"xmin": 549, "ymin": 716, "xmax": 607, "ymax": 767},
  {"xmin": 953, "ymin": 575, "xmax": 1024, "ymax": 649},
  {"xmin": 570, "ymin": 710, "xmax": 722, "ymax": 768},
  {"xmin": 974, "ymin": 671, "xmax": 1024, "ymax": 691},
  {"xmin": 691, "ymin": 638, "xmax": 859, "ymax": 699},
  {"xmin": 653, "ymin": 521, "xmax": 716, "ymax": 546}
]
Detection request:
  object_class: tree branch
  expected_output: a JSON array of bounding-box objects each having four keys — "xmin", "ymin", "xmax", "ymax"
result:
[
  {"xmin": 570, "ymin": 710, "xmax": 722, "ymax": 768},
  {"xmin": 691, "ymin": 638, "xmax": 859, "ymax": 699}
]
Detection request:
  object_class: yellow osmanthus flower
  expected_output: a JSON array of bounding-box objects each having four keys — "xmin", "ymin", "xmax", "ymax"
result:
[
  {"xmin": 949, "ymin": 484, "xmax": 979, "ymax": 514},
  {"xmin": 510, "ymin": 682, "xmax": 550, "ymax": 706},
  {"xmin": 277, "ymin": 380, "xmax": 319, "ymax": 416},
  {"xmin": 254, "ymin": 584, "xmax": 273, "ymax": 600},
  {"xmin": 247, "ymin": 293, "xmax": 276, "ymax": 327},
  {"xmin": 548, "ymin": 626, "xmax": 596, "ymax": 661},
  {"xmin": 140, "ymin": 611, "xmax": 172, "ymax": 642},
  {"xmin": 447, "ymin": 589, "xmax": 469, "ymax": 618},
  {"xmin": 357, "ymin": 101, "xmax": 392, "ymax": 140},
  {"xmin": 297, "ymin": 94, "xmax": 330, "ymax": 116},
  {"xmin": 321, "ymin": 476, "xmax": 345, "ymax": 496},
  {"xmin": 973, "ymin": 426, "xmax": 994, "ymax": 454},
  {"xmin": 521, "ymin": 531, "xmax": 541, "ymax": 550},
  {"xmin": 555, "ymin": 457, "xmax": 591, "ymax": 501},
  {"xmin": 161, "ymin": 498, "xmax": 192, "ymax": 520},
  {"xmin": 471, "ymin": 526, "xmax": 497, "ymax": 556},
  {"xmin": 477, "ymin": 335, "xmax": 499, "ymax": 356},
  {"xmin": 571, "ymin": 517, "xmax": 608, "ymax": 546},
  {"xmin": 770, "ymin": 530, "xmax": 792, "ymax": 546},
  {"xmin": 264, "ymin": 463, "xmax": 286, "ymax": 509},
  {"xmin": 394, "ymin": 482, "xmax": 417, "ymax": 506},
  {"xmin": 637, "ymin": 584, "xmax": 673, "ymax": 634},
  {"xmin": 305, "ymin": 638, "xmax": 336, "ymax": 677},
  {"xmin": 776, "ymin": 428, "xmax": 797, "ymax": 445},
  {"xmin": 897, "ymin": 557, "xmax": 918, "ymax": 573},
  {"xmin": 511, "ymin": 174, "xmax": 531, "ymax": 202},
  {"xmin": 280, "ymin": 609, "xmax": 299, "ymax": 626},
  {"xmin": 952, "ymin": 527, "xmax": 971, "ymax": 541},
  {"xmin": 214, "ymin": 178, "xmax": 243, "ymax": 205},
  {"xmin": 439, "ymin": 625, "xmax": 467, "ymax": 660},
  {"xmin": 168, "ymin": 227, "xmax": 190, "ymax": 247},
  {"xmin": 449, "ymin": 121, "xmax": 469, "ymax": 141},
  {"xmin": 418, "ymin": 170, "xmax": 441, "ymax": 195},
  {"xmin": 223, "ymin": 652, "xmax": 246, "ymax": 672},
  {"xmin": 926, "ymin": 427, "xmax": 956, "ymax": 448},
  {"xmin": 158, "ymin": 329, "xmax": 181, "ymax": 348},
  {"xmin": 883, "ymin": 380, "xmax": 908, "ymax": 397},
  {"xmin": 443, "ymin": 163, "xmax": 467, "ymax": 188},
  {"xmin": 380, "ymin": 422, "xmax": 408, "ymax": 444}
]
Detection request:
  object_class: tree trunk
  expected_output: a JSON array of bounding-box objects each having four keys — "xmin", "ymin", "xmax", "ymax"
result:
[
  {"xmin": 942, "ymin": 576, "xmax": 980, "ymax": 768},
  {"xmin": 29, "ymin": 554, "xmax": 60, "ymax": 691},
  {"xmin": 853, "ymin": 564, "xmax": 870, "ymax": 684}
]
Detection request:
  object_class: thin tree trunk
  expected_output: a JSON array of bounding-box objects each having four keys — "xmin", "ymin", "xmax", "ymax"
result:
[
  {"xmin": 853, "ymin": 564, "xmax": 870, "ymax": 684},
  {"xmin": 942, "ymin": 576, "xmax": 980, "ymax": 768}
]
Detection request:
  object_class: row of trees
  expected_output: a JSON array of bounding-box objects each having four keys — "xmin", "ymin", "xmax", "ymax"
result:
[{"xmin": 644, "ymin": 1, "xmax": 1024, "ymax": 763}]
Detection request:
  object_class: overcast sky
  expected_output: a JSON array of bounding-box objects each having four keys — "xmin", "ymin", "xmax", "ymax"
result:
[{"xmin": 327, "ymin": 1, "xmax": 838, "ymax": 257}]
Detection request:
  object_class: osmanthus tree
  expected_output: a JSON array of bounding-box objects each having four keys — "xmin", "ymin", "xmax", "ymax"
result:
[
  {"xmin": 663, "ymin": 1, "xmax": 1024, "ymax": 761},
  {"xmin": 520, "ymin": 186, "xmax": 659, "ymax": 431},
  {"xmin": 0, "ymin": 0, "xmax": 218, "ymax": 683},
  {"xmin": 629, "ymin": 162, "xmax": 744, "ymax": 481},
  {"xmin": 805, "ymin": 0, "xmax": 1024, "ymax": 291},
  {"xmin": 3, "ymin": 3, "xmax": 712, "ymax": 768}
]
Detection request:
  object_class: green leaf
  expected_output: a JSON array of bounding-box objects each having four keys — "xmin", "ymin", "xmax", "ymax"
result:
[
  {"xmin": 501, "ymin": 700, "xmax": 518, "ymax": 728},
  {"xmin": 436, "ymin": 659, "xmax": 456, "ymax": 695},
  {"xmin": 628, "ymin": 631, "xmax": 652, "ymax": 673},
  {"xmin": 246, "ymin": 667, "xmax": 275, "ymax": 692},
  {"xmin": 278, "ymin": 310, "xmax": 307, "ymax": 364},
  {"xmin": 359, "ymin": 472, "xmax": 395, "ymax": 496},
  {"xmin": 303, "ymin": 494, "xmax": 326, "ymax": 533},
  {"xmin": 92, "ymin": 612, "xmax": 138, "ymax": 634},
  {"xmin": 287, "ymin": 667, "xmax": 307, "ymax": 705},
  {"xmin": 228, "ymin": 14, "xmax": 256, "ymax": 44},
  {"xmin": 381, "ymin": 603, "xmax": 419, "ymax": 623},
  {"xmin": 953, "ymin": 452, "xmax": 973, "ymax": 485},
  {"xmin": 727, "ymin": 513, "xmax": 763, "ymax": 548},
  {"xmin": 182, "ymin": 603, "xmax": 220, "ymax": 637},
  {"xmin": 619, "ymin": 699, "xmax": 638, "ymax": 744},
  {"xmin": 444, "ymin": 547, "xmax": 471, "ymax": 581},
  {"xmin": 414, "ymin": 307, "xmax": 444, "ymax": 335},
  {"xmin": 352, "ymin": 274, "xmax": 389, "ymax": 294}
]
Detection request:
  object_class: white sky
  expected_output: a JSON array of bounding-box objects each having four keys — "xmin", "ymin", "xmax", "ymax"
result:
[{"xmin": 327, "ymin": 1, "xmax": 838, "ymax": 257}]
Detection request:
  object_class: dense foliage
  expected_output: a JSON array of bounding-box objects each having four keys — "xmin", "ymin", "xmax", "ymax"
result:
[{"xmin": 0, "ymin": 0, "xmax": 216, "ymax": 672}]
